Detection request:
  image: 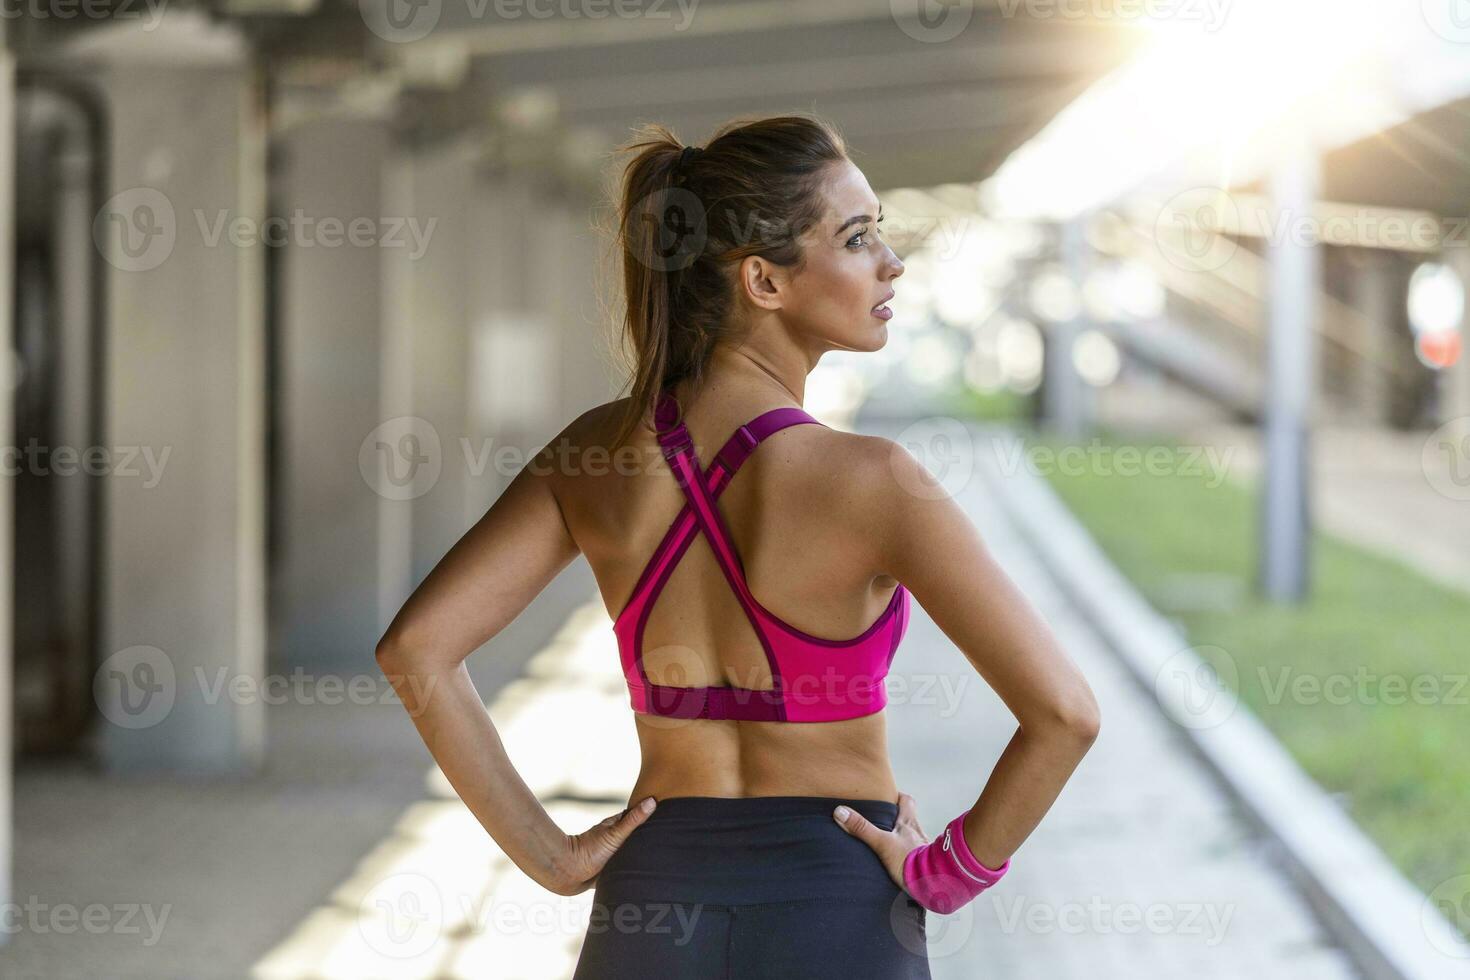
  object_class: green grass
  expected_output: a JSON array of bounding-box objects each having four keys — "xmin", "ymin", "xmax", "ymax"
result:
[
  {"xmin": 1030, "ymin": 430, "xmax": 1470, "ymax": 897},
  {"xmin": 938, "ymin": 383, "xmax": 1029, "ymax": 422}
]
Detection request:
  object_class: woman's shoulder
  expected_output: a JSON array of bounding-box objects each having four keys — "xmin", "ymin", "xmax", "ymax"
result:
[{"xmin": 549, "ymin": 397, "xmax": 636, "ymax": 449}]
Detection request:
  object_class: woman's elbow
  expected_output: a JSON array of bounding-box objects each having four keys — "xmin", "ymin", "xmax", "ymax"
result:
[
  {"xmin": 1028, "ymin": 690, "xmax": 1101, "ymax": 743},
  {"xmin": 376, "ymin": 626, "xmax": 427, "ymax": 673},
  {"xmin": 1057, "ymin": 692, "xmax": 1101, "ymax": 743}
]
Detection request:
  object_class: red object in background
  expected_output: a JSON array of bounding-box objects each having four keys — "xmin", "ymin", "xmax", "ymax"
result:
[{"xmin": 1416, "ymin": 329, "xmax": 1462, "ymax": 369}]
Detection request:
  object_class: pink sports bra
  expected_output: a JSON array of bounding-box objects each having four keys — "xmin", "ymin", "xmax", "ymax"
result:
[{"xmin": 611, "ymin": 386, "xmax": 911, "ymax": 722}]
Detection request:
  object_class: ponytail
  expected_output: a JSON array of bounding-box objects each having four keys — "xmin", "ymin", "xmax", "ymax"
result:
[{"xmin": 601, "ymin": 115, "xmax": 848, "ymax": 453}]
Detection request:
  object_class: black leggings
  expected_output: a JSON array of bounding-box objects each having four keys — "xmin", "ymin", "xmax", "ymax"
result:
[{"xmin": 571, "ymin": 795, "xmax": 931, "ymax": 979}]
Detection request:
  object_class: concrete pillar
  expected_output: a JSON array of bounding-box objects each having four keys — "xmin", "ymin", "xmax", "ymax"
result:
[
  {"xmin": 463, "ymin": 173, "xmax": 561, "ymax": 505},
  {"xmin": 1442, "ymin": 244, "xmax": 1470, "ymax": 423},
  {"xmin": 0, "ymin": 22, "xmax": 16, "ymax": 938},
  {"xmin": 537, "ymin": 189, "xmax": 618, "ymax": 422},
  {"xmin": 378, "ymin": 143, "xmax": 417, "ymax": 634},
  {"xmin": 1345, "ymin": 248, "xmax": 1396, "ymax": 425},
  {"xmin": 401, "ymin": 147, "xmax": 616, "ymax": 582},
  {"xmin": 74, "ymin": 45, "xmax": 268, "ymax": 771},
  {"xmin": 400, "ymin": 137, "xmax": 474, "ymax": 580},
  {"xmin": 1258, "ymin": 133, "xmax": 1319, "ymax": 603},
  {"xmin": 275, "ymin": 117, "xmax": 399, "ymax": 669}
]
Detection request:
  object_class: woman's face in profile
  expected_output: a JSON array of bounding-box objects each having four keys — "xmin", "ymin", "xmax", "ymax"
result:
[{"xmin": 763, "ymin": 158, "xmax": 904, "ymax": 354}]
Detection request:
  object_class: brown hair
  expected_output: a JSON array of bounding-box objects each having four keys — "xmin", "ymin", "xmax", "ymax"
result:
[{"xmin": 601, "ymin": 114, "xmax": 849, "ymax": 453}]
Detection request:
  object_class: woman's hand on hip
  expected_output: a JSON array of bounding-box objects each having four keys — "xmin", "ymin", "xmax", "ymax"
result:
[
  {"xmin": 831, "ymin": 791, "xmax": 928, "ymax": 893},
  {"xmin": 542, "ymin": 797, "xmax": 658, "ymax": 896}
]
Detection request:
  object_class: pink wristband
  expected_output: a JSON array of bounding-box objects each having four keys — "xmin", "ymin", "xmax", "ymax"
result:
[{"xmin": 901, "ymin": 809, "xmax": 1010, "ymax": 913}]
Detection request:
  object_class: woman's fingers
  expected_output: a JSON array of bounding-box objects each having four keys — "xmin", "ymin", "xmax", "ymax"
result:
[
  {"xmin": 832, "ymin": 803, "xmax": 889, "ymax": 852},
  {"xmin": 833, "ymin": 802, "xmax": 908, "ymax": 888},
  {"xmin": 894, "ymin": 791, "xmax": 926, "ymax": 842},
  {"xmin": 563, "ymin": 798, "xmax": 658, "ymax": 892},
  {"xmin": 592, "ymin": 798, "xmax": 657, "ymax": 858}
]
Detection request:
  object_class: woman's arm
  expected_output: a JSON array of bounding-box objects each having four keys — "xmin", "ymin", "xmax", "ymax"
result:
[
  {"xmin": 844, "ymin": 435, "xmax": 1101, "ymax": 873},
  {"xmin": 374, "ymin": 437, "xmax": 654, "ymax": 894}
]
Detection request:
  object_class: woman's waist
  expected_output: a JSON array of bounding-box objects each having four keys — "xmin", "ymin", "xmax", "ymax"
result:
[
  {"xmin": 594, "ymin": 795, "xmax": 903, "ymax": 907},
  {"xmin": 631, "ymin": 724, "xmax": 896, "ymax": 798}
]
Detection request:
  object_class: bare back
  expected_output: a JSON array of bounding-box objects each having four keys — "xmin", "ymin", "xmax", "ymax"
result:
[{"xmin": 547, "ymin": 388, "xmax": 904, "ymax": 804}]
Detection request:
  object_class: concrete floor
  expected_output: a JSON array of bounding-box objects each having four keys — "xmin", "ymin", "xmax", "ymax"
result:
[
  {"xmin": 0, "ymin": 561, "xmax": 599, "ymax": 979},
  {"xmin": 0, "ymin": 401, "xmax": 1393, "ymax": 979}
]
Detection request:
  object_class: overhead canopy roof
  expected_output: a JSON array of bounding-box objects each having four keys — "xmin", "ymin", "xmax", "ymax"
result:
[{"xmin": 368, "ymin": 0, "xmax": 1146, "ymax": 190}]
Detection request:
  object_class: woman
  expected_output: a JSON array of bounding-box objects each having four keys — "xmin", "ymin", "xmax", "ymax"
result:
[{"xmin": 375, "ymin": 114, "xmax": 1101, "ymax": 978}]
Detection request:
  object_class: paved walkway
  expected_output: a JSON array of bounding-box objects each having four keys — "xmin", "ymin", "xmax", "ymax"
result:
[
  {"xmin": 859, "ymin": 415, "xmax": 1363, "ymax": 980},
  {"xmin": 0, "ymin": 567, "xmax": 601, "ymax": 979},
  {"xmin": 251, "ymin": 413, "xmax": 1364, "ymax": 978},
  {"xmin": 0, "ymin": 409, "xmax": 1370, "ymax": 979}
]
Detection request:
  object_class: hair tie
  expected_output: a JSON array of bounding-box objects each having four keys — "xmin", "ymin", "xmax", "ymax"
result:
[{"xmin": 676, "ymin": 144, "xmax": 702, "ymax": 174}]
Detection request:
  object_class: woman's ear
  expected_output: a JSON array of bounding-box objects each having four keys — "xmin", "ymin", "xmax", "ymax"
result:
[{"xmin": 738, "ymin": 254, "xmax": 786, "ymax": 313}]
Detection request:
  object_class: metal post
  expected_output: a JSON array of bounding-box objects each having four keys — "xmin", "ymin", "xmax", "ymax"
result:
[
  {"xmin": 1043, "ymin": 216, "xmax": 1091, "ymax": 437},
  {"xmin": 1259, "ymin": 132, "xmax": 1319, "ymax": 602}
]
